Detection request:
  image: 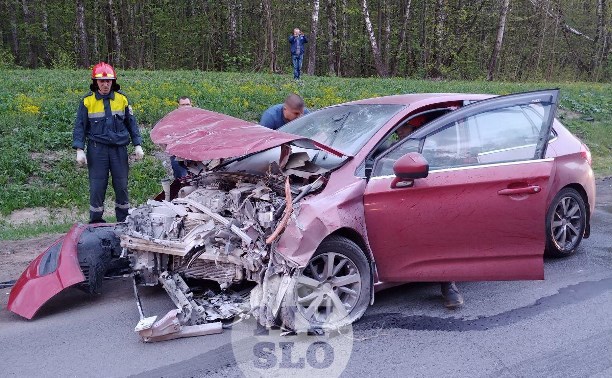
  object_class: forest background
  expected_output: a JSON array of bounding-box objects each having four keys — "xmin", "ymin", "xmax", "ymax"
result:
[{"xmin": 1, "ymin": 0, "xmax": 611, "ymax": 81}]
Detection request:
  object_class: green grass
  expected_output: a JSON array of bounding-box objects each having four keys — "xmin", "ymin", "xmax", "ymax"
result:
[
  {"xmin": 0, "ymin": 221, "xmax": 77, "ymax": 240},
  {"xmin": 1, "ymin": 69, "xmax": 610, "ymax": 238}
]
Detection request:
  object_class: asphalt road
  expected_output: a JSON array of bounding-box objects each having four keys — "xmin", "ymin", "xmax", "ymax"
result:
[{"xmin": 1, "ymin": 179, "xmax": 611, "ymax": 378}]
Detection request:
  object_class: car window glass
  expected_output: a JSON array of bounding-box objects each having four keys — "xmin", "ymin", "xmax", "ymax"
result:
[
  {"xmin": 371, "ymin": 101, "xmax": 552, "ymax": 177},
  {"xmin": 371, "ymin": 138, "xmax": 420, "ymax": 176},
  {"xmin": 423, "ymin": 104, "xmax": 548, "ymax": 170},
  {"xmin": 279, "ymin": 104, "xmax": 404, "ymax": 155}
]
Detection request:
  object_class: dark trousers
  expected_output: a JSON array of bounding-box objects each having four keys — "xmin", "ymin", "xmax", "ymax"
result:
[
  {"xmin": 292, "ymin": 55, "xmax": 303, "ymax": 79},
  {"xmin": 170, "ymin": 155, "xmax": 188, "ymax": 179},
  {"xmin": 87, "ymin": 141, "xmax": 130, "ymax": 223}
]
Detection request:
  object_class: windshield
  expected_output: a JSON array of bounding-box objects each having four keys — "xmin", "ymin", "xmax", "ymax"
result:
[{"xmin": 278, "ymin": 104, "xmax": 405, "ymax": 155}]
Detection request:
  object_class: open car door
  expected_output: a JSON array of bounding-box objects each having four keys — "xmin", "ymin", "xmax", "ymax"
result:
[{"xmin": 363, "ymin": 89, "xmax": 559, "ymax": 282}]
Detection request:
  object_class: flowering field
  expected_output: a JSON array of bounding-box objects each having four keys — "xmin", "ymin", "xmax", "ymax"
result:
[{"xmin": 0, "ymin": 69, "xmax": 610, "ymax": 236}]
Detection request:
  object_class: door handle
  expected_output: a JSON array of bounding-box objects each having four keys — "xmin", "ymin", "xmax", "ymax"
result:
[{"xmin": 498, "ymin": 185, "xmax": 541, "ymax": 195}]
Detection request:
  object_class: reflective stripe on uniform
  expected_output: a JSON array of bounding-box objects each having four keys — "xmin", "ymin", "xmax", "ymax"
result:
[
  {"xmin": 87, "ymin": 111, "xmax": 105, "ymax": 118},
  {"xmin": 115, "ymin": 202, "xmax": 130, "ymax": 209},
  {"xmin": 87, "ymin": 110, "xmax": 124, "ymax": 119},
  {"xmin": 90, "ymin": 205, "xmax": 104, "ymax": 212}
]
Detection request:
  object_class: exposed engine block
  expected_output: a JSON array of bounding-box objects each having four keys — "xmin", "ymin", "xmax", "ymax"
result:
[
  {"xmin": 121, "ymin": 175, "xmax": 285, "ymax": 287},
  {"xmin": 170, "ymin": 256, "xmax": 242, "ymax": 285}
]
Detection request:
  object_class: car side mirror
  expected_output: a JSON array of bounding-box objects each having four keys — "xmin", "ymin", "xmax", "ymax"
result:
[{"xmin": 391, "ymin": 152, "xmax": 429, "ymax": 188}]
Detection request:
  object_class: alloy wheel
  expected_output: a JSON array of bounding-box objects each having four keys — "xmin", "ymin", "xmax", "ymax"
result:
[
  {"xmin": 551, "ymin": 195, "xmax": 584, "ymax": 251},
  {"xmin": 294, "ymin": 252, "xmax": 362, "ymax": 325}
]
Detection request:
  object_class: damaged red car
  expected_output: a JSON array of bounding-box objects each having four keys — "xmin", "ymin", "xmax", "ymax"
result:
[{"xmin": 9, "ymin": 89, "xmax": 595, "ymax": 339}]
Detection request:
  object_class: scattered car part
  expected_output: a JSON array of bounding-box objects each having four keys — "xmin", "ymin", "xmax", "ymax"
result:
[
  {"xmin": 7, "ymin": 223, "xmax": 123, "ymax": 319},
  {"xmin": 0, "ymin": 280, "xmax": 16, "ymax": 289}
]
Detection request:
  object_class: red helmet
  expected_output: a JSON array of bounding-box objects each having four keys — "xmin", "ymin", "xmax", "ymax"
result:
[{"xmin": 91, "ymin": 62, "xmax": 117, "ymax": 80}]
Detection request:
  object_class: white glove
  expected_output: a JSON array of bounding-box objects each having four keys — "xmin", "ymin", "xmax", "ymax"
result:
[
  {"xmin": 76, "ymin": 149, "xmax": 87, "ymax": 166},
  {"xmin": 134, "ymin": 145, "xmax": 144, "ymax": 160}
]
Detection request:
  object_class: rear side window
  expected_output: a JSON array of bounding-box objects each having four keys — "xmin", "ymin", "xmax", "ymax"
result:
[{"xmin": 421, "ymin": 103, "xmax": 548, "ymax": 170}]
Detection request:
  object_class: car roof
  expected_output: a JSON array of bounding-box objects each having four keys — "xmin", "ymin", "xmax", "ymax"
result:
[{"xmin": 346, "ymin": 93, "xmax": 495, "ymax": 106}]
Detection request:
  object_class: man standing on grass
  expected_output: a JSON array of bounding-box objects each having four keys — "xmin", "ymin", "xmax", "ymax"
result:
[
  {"xmin": 289, "ymin": 28, "xmax": 308, "ymax": 80},
  {"xmin": 260, "ymin": 93, "xmax": 309, "ymax": 130},
  {"xmin": 72, "ymin": 62, "xmax": 144, "ymax": 224}
]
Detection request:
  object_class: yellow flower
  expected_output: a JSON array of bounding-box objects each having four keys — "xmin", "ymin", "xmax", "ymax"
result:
[
  {"xmin": 16, "ymin": 94, "xmax": 41, "ymax": 114},
  {"xmin": 22, "ymin": 104, "xmax": 40, "ymax": 114}
]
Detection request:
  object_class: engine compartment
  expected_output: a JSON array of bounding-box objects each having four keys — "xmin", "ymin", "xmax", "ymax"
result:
[
  {"xmin": 123, "ymin": 172, "xmax": 288, "ymax": 286},
  {"xmin": 120, "ymin": 151, "xmax": 329, "ymax": 338}
]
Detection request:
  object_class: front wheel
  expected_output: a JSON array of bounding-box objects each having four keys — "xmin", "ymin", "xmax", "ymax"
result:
[
  {"xmin": 280, "ymin": 236, "xmax": 371, "ymax": 332},
  {"xmin": 545, "ymin": 188, "xmax": 586, "ymax": 258}
]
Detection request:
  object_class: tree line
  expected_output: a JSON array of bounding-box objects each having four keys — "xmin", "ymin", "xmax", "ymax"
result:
[{"xmin": 1, "ymin": 0, "xmax": 610, "ymax": 81}]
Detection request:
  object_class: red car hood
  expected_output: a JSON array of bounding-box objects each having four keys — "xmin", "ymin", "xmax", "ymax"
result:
[{"xmin": 150, "ymin": 107, "xmax": 348, "ymax": 161}]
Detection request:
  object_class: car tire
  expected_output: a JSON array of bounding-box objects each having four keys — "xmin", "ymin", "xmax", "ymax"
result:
[
  {"xmin": 279, "ymin": 236, "xmax": 371, "ymax": 332},
  {"xmin": 545, "ymin": 188, "xmax": 587, "ymax": 258}
]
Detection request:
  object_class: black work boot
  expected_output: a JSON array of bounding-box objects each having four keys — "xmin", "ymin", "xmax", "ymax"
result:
[{"xmin": 440, "ymin": 282, "xmax": 464, "ymax": 308}]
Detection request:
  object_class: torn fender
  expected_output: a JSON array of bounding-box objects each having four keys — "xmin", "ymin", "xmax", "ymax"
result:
[
  {"xmin": 7, "ymin": 223, "xmax": 116, "ymax": 319},
  {"xmin": 275, "ymin": 179, "xmax": 372, "ymax": 267}
]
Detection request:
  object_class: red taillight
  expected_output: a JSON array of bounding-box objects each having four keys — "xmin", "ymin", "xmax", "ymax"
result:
[{"xmin": 580, "ymin": 143, "xmax": 592, "ymax": 166}]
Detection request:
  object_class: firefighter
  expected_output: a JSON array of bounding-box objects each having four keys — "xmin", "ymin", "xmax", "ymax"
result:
[{"xmin": 72, "ymin": 62, "xmax": 144, "ymax": 223}]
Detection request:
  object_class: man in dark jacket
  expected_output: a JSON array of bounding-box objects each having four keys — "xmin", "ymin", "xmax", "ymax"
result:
[
  {"xmin": 72, "ymin": 62, "xmax": 144, "ymax": 223},
  {"xmin": 260, "ymin": 94, "xmax": 309, "ymax": 130},
  {"xmin": 288, "ymin": 28, "xmax": 308, "ymax": 80}
]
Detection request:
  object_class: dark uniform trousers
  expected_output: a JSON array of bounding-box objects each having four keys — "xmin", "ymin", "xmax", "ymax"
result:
[{"xmin": 87, "ymin": 141, "xmax": 130, "ymax": 222}]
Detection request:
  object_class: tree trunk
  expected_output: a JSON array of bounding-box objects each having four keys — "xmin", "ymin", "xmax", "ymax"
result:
[
  {"xmin": 108, "ymin": 0, "xmax": 122, "ymax": 66},
  {"xmin": 392, "ymin": 0, "xmax": 412, "ymax": 76},
  {"xmin": 534, "ymin": 0, "xmax": 551, "ymax": 76},
  {"xmin": 430, "ymin": 0, "xmax": 446, "ymax": 77},
  {"xmin": 361, "ymin": 0, "xmax": 387, "ymax": 76},
  {"xmin": 262, "ymin": 0, "xmax": 277, "ymax": 72},
  {"xmin": 307, "ymin": 0, "xmax": 320, "ymax": 75},
  {"xmin": 76, "ymin": 0, "xmax": 90, "ymax": 68},
  {"xmin": 124, "ymin": 1, "xmax": 134, "ymax": 68},
  {"xmin": 228, "ymin": 0, "xmax": 238, "ymax": 56},
  {"xmin": 338, "ymin": 0, "xmax": 348, "ymax": 75},
  {"xmin": 590, "ymin": 0, "xmax": 606, "ymax": 72},
  {"xmin": 547, "ymin": 7, "xmax": 560, "ymax": 80},
  {"xmin": 487, "ymin": 0, "xmax": 510, "ymax": 81},
  {"xmin": 21, "ymin": 0, "xmax": 36, "ymax": 68},
  {"xmin": 93, "ymin": 0, "xmax": 99, "ymax": 61},
  {"xmin": 419, "ymin": 0, "xmax": 428, "ymax": 70},
  {"xmin": 40, "ymin": 3, "xmax": 51, "ymax": 66},
  {"xmin": 326, "ymin": 0, "xmax": 337, "ymax": 75},
  {"xmin": 382, "ymin": 0, "xmax": 391, "ymax": 70},
  {"xmin": 8, "ymin": 0, "xmax": 20, "ymax": 62}
]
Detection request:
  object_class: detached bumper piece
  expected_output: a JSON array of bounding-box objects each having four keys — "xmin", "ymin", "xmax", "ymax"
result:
[
  {"xmin": 132, "ymin": 272, "xmax": 249, "ymax": 342},
  {"xmin": 135, "ymin": 310, "xmax": 222, "ymax": 342}
]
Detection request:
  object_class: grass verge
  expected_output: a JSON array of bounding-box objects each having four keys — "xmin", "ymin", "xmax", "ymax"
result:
[{"xmin": 1, "ymin": 69, "xmax": 610, "ymax": 239}]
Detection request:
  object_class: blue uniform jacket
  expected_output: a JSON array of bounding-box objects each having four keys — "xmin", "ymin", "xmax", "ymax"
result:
[{"xmin": 72, "ymin": 90, "xmax": 142, "ymax": 149}]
